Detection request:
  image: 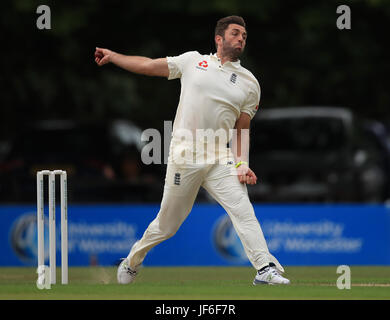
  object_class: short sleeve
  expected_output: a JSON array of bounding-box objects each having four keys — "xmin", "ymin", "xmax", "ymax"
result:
[
  {"xmin": 166, "ymin": 51, "xmax": 199, "ymax": 80},
  {"xmin": 241, "ymin": 79, "xmax": 261, "ymax": 119}
]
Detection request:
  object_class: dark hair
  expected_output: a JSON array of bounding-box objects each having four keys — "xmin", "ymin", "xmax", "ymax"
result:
[{"xmin": 215, "ymin": 16, "xmax": 246, "ymax": 38}]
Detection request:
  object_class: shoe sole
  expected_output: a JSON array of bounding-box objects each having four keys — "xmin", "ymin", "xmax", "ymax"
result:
[
  {"xmin": 253, "ymin": 279, "xmax": 274, "ymax": 285},
  {"xmin": 253, "ymin": 279, "xmax": 290, "ymax": 285}
]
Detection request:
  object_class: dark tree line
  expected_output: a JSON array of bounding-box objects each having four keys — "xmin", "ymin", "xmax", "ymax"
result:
[{"xmin": 1, "ymin": 0, "xmax": 389, "ymax": 139}]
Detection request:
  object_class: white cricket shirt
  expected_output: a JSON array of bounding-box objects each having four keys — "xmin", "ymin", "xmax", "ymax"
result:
[{"xmin": 167, "ymin": 51, "xmax": 261, "ymax": 163}]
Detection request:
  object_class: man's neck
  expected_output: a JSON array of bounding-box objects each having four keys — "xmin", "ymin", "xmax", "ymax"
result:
[{"xmin": 216, "ymin": 51, "xmax": 238, "ymax": 65}]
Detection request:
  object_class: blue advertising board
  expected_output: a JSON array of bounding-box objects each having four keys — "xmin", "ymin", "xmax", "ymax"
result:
[{"xmin": 1, "ymin": 204, "xmax": 389, "ymax": 267}]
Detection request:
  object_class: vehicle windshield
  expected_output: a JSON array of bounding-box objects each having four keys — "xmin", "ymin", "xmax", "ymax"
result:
[{"xmin": 252, "ymin": 117, "xmax": 347, "ymax": 152}]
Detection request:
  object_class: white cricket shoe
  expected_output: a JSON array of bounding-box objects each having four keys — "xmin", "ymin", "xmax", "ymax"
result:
[
  {"xmin": 253, "ymin": 266, "xmax": 290, "ymax": 285},
  {"xmin": 117, "ymin": 258, "xmax": 138, "ymax": 284}
]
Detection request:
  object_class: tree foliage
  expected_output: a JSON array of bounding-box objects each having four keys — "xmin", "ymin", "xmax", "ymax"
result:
[{"xmin": 1, "ymin": 0, "xmax": 389, "ymax": 138}]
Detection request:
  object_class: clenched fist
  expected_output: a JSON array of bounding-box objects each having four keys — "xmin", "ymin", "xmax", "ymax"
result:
[
  {"xmin": 237, "ymin": 164, "xmax": 257, "ymax": 185},
  {"xmin": 94, "ymin": 47, "xmax": 114, "ymax": 66}
]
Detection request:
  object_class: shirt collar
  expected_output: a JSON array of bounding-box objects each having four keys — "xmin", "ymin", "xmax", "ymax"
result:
[{"xmin": 210, "ymin": 53, "xmax": 241, "ymax": 69}]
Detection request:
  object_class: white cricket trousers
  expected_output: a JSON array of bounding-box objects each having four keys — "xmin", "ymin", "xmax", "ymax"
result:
[{"xmin": 127, "ymin": 160, "xmax": 284, "ymax": 273}]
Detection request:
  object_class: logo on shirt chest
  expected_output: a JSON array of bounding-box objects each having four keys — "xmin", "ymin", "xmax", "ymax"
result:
[
  {"xmin": 230, "ymin": 73, "xmax": 237, "ymax": 84},
  {"xmin": 174, "ymin": 173, "xmax": 181, "ymax": 185},
  {"xmin": 196, "ymin": 60, "xmax": 208, "ymax": 71}
]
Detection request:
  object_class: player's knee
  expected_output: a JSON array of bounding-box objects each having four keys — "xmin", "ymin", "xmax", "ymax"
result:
[
  {"xmin": 157, "ymin": 219, "xmax": 180, "ymax": 239},
  {"xmin": 229, "ymin": 194, "xmax": 250, "ymax": 210},
  {"xmin": 162, "ymin": 227, "xmax": 178, "ymax": 239},
  {"xmin": 228, "ymin": 188, "xmax": 249, "ymax": 207},
  {"xmin": 229, "ymin": 198, "xmax": 256, "ymax": 221}
]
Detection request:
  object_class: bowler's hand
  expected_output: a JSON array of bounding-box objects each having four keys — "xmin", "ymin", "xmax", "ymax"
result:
[
  {"xmin": 237, "ymin": 164, "xmax": 257, "ymax": 185},
  {"xmin": 95, "ymin": 47, "xmax": 114, "ymax": 66}
]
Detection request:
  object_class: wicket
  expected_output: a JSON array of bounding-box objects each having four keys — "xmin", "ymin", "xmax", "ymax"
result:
[{"xmin": 36, "ymin": 170, "xmax": 68, "ymax": 285}]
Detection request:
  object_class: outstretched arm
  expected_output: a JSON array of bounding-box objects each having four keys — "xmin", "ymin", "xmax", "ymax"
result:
[
  {"xmin": 232, "ymin": 112, "xmax": 257, "ymax": 185},
  {"xmin": 94, "ymin": 47, "xmax": 169, "ymax": 77}
]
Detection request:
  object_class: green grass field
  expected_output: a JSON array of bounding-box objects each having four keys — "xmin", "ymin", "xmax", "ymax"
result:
[{"xmin": 0, "ymin": 266, "xmax": 389, "ymax": 300}]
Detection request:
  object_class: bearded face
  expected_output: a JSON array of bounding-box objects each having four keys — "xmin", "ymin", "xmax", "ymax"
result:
[
  {"xmin": 218, "ymin": 24, "xmax": 247, "ymax": 61},
  {"xmin": 221, "ymin": 38, "xmax": 244, "ymax": 60}
]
